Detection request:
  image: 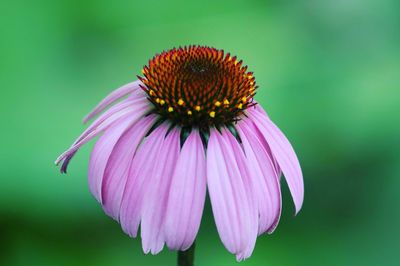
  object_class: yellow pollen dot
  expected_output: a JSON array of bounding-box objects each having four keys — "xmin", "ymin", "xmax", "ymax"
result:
[
  {"xmin": 149, "ymin": 90, "xmax": 155, "ymax": 96},
  {"xmin": 228, "ymin": 56, "xmax": 232, "ymax": 61},
  {"xmin": 160, "ymin": 99, "xmax": 165, "ymax": 105},
  {"xmin": 214, "ymin": 101, "xmax": 221, "ymax": 107},
  {"xmin": 234, "ymin": 60, "xmax": 238, "ymax": 65},
  {"xmin": 195, "ymin": 105, "xmax": 201, "ymax": 111},
  {"xmin": 178, "ymin": 99, "xmax": 184, "ymax": 106},
  {"xmin": 209, "ymin": 111, "xmax": 216, "ymax": 118},
  {"xmin": 168, "ymin": 107, "xmax": 174, "ymax": 112},
  {"xmin": 238, "ymin": 103, "xmax": 243, "ymax": 109},
  {"xmin": 241, "ymin": 96, "xmax": 247, "ymax": 103},
  {"xmin": 187, "ymin": 110, "xmax": 192, "ymax": 115},
  {"xmin": 223, "ymin": 99, "xmax": 230, "ymax": 105},
  {"xmin": 247, "ymin": 75, "xmax": 253, "ymax": 79},
  {"xmin": 141, "ymin": 69, "xmax": 146, "ymax": 74},
  {"xmin": 250, "ymin": 81, "xmax": 254, "ymax": 86},
  {"xmin": 155, "ymin": 98, "xmax": 160, "ymax": 103}
]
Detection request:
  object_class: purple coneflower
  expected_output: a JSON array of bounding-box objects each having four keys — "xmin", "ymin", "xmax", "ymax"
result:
[{"xmin": 56, "ymin": 45, "xmax": 303, "ymax": 263}]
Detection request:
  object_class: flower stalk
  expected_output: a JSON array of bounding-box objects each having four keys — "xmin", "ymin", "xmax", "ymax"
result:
[{"xmin": 178, "ymin": 242, "xmax": 195, "ymax": 266}]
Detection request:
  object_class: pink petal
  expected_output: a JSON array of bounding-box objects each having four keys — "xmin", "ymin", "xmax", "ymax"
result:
[
  {"xmin": 83, "ymin": 80, "xmax": 143, "ymax": 123},
  {"xmin": 236, "ymin": 120, "xmax": 282, "ymax": 235},
  {"xmin": 241, "ymin": 118, "xmax": 282, "ymax": 179},
  {"xmin": 222, "ymin": 128, "xmax": 258, "ymax": 261},
  {"xmin": 164, "ymin": 130, "xmax": 207, "ymax": 251},
  {"xmin": 101, "ymin": 115, "xmax": 157, "ymax": 219},
  {"xmin": 247, "ymin": 107, "xmax": 304, "ymax": 214},
  {"xmin": 87, "ymin": 113, "xmax": 147, "ymax": 203},
  {"xmin": 55, "ymin": 98, "xmax": 149, "ymax": 170},
  {"xmin": 206, "ymin": 128, "xmax": 252, "ymax": 256},
  {"xmin": 118, "ymin": 124, "xmax": 169, "ymax": 239},
  {"xmin": 140, "ymin": 127, "xmax": 180, "ymax": 254},
  {"xmin": 75, "ymin": 96, "xmax": 148, "ymax": 147}
]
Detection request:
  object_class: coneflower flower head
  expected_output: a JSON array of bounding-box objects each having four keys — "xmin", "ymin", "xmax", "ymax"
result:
[{"xmin": 56, "ymin": 45, "xmax": 304, "ymax": 261}]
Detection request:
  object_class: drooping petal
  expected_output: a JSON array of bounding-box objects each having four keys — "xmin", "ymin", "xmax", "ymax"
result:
[
  {"xmin": 236, "ymin": 120, "xmax": 282, "ymax": 235},
  {"xmin": 140, "ymin": 127, "xmax": 180, "ymax": 254},
  {"xmin": 118, "ymin": 125, "xmax": 168, "ymax": 239},
  {"xmin": 248, "ymin": 104, "xmax": 282, "ymax": 179},
  {"xmin": 87, "ymin": 110, "xmax": 149, "ymax": 203},
  {"xmin": 247, "ymin": 107, "xmax": 304, "ymax": 214},
  {"xmin": 83, "ymin": 80, "xmax": 142, "ymax": 123},
  {"xmin": 55, "ymin": 98, "xmax": 149, "ymax": 172},
  {"xmin": 75, "ymin": 96, "xmax": 148, "ymax": 147},
  {"xmin": 221, "ymin": 128, "xmax": 258, "ymax": 261},
  {"xmin": 101, "ymin": 115, "xmax": 157, "ymax": 219},
  {"xmin": 164, "ymin": 130, "xmax": 206, "ymax": 251},
  {"xmin": 206, "ymin": 128, "xmax": 252, "ymax": 256}
]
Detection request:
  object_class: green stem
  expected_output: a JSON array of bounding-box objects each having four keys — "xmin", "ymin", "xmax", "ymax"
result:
[{"xmin": 177, "ymin": 242, "xmax": 196, "ymax": 266}]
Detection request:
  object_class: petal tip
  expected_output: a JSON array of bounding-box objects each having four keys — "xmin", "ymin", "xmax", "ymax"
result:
[
  {"xmin": 294, "ymin": 201, "xmax": 303, "ymax": 216},
  {"xmin": 82, "ymin": 116, "xmax": 90, "ymax": 124}
]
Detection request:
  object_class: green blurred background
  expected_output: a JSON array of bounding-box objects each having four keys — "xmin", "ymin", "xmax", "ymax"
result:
[{"xmin": 1, "ymin": 0, "xmax": 399, "ymax": 265}]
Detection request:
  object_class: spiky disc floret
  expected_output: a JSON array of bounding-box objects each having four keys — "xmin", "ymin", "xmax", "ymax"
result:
[{"xmin": 139, "ymin": 45, "xmax": 257, "ymax": 129}]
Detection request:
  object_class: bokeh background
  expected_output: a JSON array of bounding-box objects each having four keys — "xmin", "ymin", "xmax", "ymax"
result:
[{"xmin": 1, "ymin": 0, "xmax": 399, "ymax": 265}]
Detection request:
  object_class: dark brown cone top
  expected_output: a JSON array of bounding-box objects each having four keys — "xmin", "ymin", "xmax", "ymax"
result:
[{"xmin": 139, "ymin": 45, "xmax": 257, "ymax": 129}]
